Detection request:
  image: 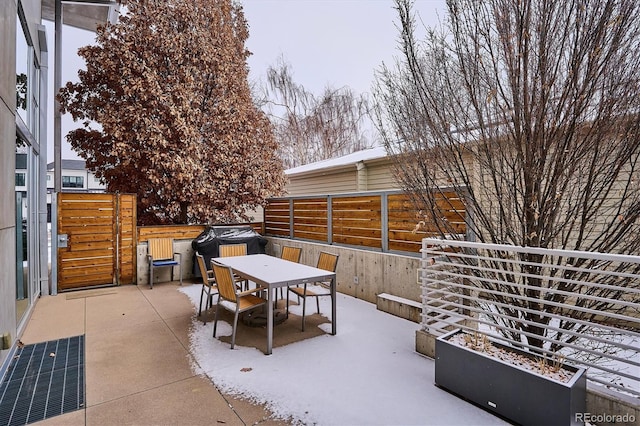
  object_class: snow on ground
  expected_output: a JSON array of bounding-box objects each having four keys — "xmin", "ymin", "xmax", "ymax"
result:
[{"xmin": 179, "ymin": 284, "xmax": 507, "ymax": 425}]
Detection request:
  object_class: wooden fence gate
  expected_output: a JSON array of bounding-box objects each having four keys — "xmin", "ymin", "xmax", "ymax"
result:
[{"xmin": 57, "ymin": 193, "xmax": 136, "ymax": 291}]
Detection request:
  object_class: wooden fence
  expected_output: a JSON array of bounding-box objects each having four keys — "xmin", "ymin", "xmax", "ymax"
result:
[
  {"xmin": 57, "ymin": 192, "xmax": 136, "ymax": 290},
  {"xmin": 264, "ymin": 191, "xmax": 467, "ymax": 254},
  {"xmin": 137, "ymin": 222, "xmax": 265, "ymax": 242}
]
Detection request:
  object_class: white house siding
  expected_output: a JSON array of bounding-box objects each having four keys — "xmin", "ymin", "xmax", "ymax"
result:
[
  {"xmin": 286, "ymin": 168, "xmax": 358, "ymax": 196},
  {"xmin": 365, "ymin": 161, "xmax": 399, "ymax": 191},
  {"xmin": 87, "ymin": 173, "xmax": 104, "ymax": 190}
]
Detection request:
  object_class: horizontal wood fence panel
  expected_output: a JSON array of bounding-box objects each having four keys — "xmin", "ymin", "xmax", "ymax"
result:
[
  {"xmin": 57, "ymin": 192, "xmax": 136, "ymax": 290},
  {"xmin": 59, "ymin": 255, "xmax": 113, "ymax": 268},
  {"xmin": 58, "ymin": 204, "xmax": 112, "ymax": 213},
  {"xmin": 264, "ymin": 190, "xmax": 468, "ymax": 255},
  {"xmin": 332, "ymin": 195, "xmax": 380, "ymax": 204},
  {"xmin": 294, "ymin": 211, "xmax": 327, "ymax": 220},
  {"xmin": 264, "ymin": 218, "xmax": 290, "ymax": 227},
  {"xmin": 57, "ymin": 225, "xmax": 113, "ymax": 236},
  {"xmin": 334, "ymin": 235, "xmax": 382, "ymax": 248},
  {"xmin": 294, "ymin": 199, "xmax": 327, "ymax": 209},
  {"xmin": 58, "ymin": 193, "xmax": 116, "ymax": 290},
  {"xmin": 294, "ymin": 217, "xmax": 329, "ymax": 227},
  {"xmin": 138, "ymin": 225, "xmax": 206, "ymax": 242},
  {"xmin": 388, "ymin": 229, "xmax": 423, "ymax": 240},
  {"xmin": 265, "ymin": 210, "xmax": 290, "ymax": 219},
  {"xmin": 294, "ymin": 202, "xmax": 329, "ymax": 209},
  {"xmin": 61, "ymin": 263, "xmax": 113, "ymax": 277},
  {"xmin": 138, "ymin": 223, "xmax": 265, "ymax": 242},
  {"xmin": 293, "ymin": 227, "xmax": 328, "ymax": 241},
  {"xmin": 58, "ymin": 210, "xmax": 114, "ymax": 220},
  {"xmin": 388, "ymin": 239, "xmax": 422, "ymax": 252},
  {"xmin": 333, "ymin": 226, "xmax": 382, "ymax": 239},
  {"xmin": 388, "ymin": 220, "xmax": 466, "ymax": 234},
  {"xmin": 332, "ymin": 196, "xmax": 381, "ymax": 249},
  {"xmin": 387, "ymin": 220, "xmax": 418, "ymax": 231},
  {"xmin": 266, "ymin": 199, "xmax": 293, "ymax": 236},
  {"xmin": 388, "ymin": 193, "xmax": 465, "ymax": 207},
  {"xmin": 292, "ymin": 198, "xmax": 328, "ymax": 241},
  {"xmin": 293, "ymin": 230, "xmax": 329, "ymax": 242},
  {"xmin": 294, "ymin": 210, "xmax": 330, "ymax": 219},
  {"xmin": 58, "ymin": 272, "xmax": 115, "ymax": 286},
  {"xmin": 294, "ymin": 198, "xmax": 328, "ymax": 207},
  {"xmin": 67, "ymin": 232, "xmax": 113, "ymax": 243},
  {"xmin": 293, "ymin": 223, "xmax": 329, "ymax": 233},
  {"xmin": 265, "ymin": 226, "xmax": 290, "ymax": 236},
  {"xmin": 266, "ymin": 199, "xmax": 290, "ymax": 208},
  {"xmin": 333, "ymin": 211, "xmax": 384, "ymax": 221},
  {"xmin": 58, "ymin": 217, "xmax": 114, "ymax": 227},
  {"xmin": 68, "ymin": 240, "xmax": 114, "ymax": 251},
  {"xmin": 333, "ymin": 218, "xmax": 383, "ymax": 228}
]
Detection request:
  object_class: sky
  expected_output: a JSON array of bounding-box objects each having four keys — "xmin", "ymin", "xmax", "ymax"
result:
[
  {"xmin": 178, "ymin": 283, "xmax": 507, "ymax": 425},
  {"xmin": 45, "ymin": 0, "xmax": 447, "ymax": 162}
]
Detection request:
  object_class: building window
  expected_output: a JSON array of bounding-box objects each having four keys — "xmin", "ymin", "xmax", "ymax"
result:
[
  {"xmin": 16, "ymin": 172, "xmax": 26, "ymax": 186},
  {"xmin": 15, "ymin": 13, "xmax": 29, "ymax": 126},
  {"xmin": 62, "ymin": 176, "xmax": 84, "ymax": 188}
]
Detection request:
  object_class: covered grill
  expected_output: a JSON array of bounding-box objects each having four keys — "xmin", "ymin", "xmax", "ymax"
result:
[{"xmin": 191, "ymin": 225, "xmax": 268, "ymax": 277}]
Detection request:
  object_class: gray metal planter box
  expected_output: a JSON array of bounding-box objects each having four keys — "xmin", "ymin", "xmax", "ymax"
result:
[{"xmin": 435, "ymin": 329, "xmax": 587, "ymax": 426}]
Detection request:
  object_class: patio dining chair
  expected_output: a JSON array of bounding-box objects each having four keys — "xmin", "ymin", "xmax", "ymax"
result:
[
  {"xmin": 219, "ymin": 243, "xmax": 249, "ymax": 290},
  {"xmin": 211, "ymin": 260, "xmax": 268, "ymax": 349},
  {"xmin": 147, "ymin": 238, "xmax": 182, "ymax": 289},
  {"xmin": 286, "ymin": 251, "xmax": 339, "ymax": 331},
  {"xmin": 277, "ymin": 246, "xmax": 302, "ymax": 300},
  {"xmin": 195, "ymin": 252, "xmax": 218, "ymax": 322}
]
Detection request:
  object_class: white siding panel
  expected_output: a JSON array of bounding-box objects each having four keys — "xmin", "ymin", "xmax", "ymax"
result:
[
  {"xmin": 367, "ymin": 162, "xmax": 400, "ymax": 191},
  {"xmin": 287, "ymin": 169, "xmax": 357, "ymax": 196}
]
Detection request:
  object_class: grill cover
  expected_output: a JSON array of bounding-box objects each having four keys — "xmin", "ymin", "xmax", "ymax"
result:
[{"xmin": 191, "ymin": 225, "xmax": 268, "ymax": 277}]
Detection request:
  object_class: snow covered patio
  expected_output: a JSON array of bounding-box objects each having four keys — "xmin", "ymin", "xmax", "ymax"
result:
[{"xmin": 181, "ymin": 282, "xmax": 509, "ymax": 425}]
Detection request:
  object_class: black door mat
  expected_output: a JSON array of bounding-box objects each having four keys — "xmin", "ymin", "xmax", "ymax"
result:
[{"xmin": 0, "ymin": 335, "xmax": 85, "ymax": 426}]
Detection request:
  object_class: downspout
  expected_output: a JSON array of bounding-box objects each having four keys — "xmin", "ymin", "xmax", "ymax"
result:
[{"xmin": 356, "ymin": 161, "xmax": 367, "ymax": 192}]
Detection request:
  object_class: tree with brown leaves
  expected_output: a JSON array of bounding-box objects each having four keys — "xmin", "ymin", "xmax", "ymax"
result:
[{"xmin": 58, "ymin": 0, "xmax": 286, "ymax": 225}]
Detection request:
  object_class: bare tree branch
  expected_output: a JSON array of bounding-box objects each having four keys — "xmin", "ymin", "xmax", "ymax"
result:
[
  {"xmin": 263, "ymin": 57, "xmax": 375, "ymax": 168},
  {"xmin": 374, "ymin": 0, "xmax": 640, "ymax": 349}
]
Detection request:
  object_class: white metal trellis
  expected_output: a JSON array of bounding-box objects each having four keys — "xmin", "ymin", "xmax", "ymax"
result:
[{"xmin": 420, "ymin": 238, "xmax": 640, "ymax": 398}]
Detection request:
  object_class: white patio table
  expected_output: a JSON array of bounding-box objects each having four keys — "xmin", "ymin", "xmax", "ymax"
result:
[{"xmin": 213, "ymin": 253, "xmax": 337, "ymax": 355}]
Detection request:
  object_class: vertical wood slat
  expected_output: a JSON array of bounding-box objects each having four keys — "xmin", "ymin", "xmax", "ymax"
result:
[
  {"xmin": 118, "ymin": 194, "xmax": 137, "ymax": 284},
  {"xmin": 148, "ymin": 238, "xmax": 174, "ymax": 260}
]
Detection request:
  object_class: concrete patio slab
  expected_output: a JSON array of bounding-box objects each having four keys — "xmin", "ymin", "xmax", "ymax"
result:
[
  {"xmin": 85, "ymin": 319, "xmax": 194, "ymax": 406},
  {"xmin": 17, "ymin": 283, "xmax": 284, "ymax": 426},
  {"xmin": 85, "ymin": 286, "xmax": 162, "ymax": 332},
  {"xmin": 20, "ymin": 296, "xmax": 85, "ymax": 344},
  {"xmin": 85, "ymin": 376, "xmax": 244, "ymax": 426}
]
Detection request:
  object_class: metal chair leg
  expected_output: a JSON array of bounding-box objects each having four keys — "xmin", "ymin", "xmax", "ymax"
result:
[
  {"xmin": 231, "ymin": 311, "xmax": 240, "ymax": 349},
  {"xmin": 301, "ymin": 291, "xmax": 307, "ymax": 332},
  {"xmin": 149, "ymin": 263, "xmax": 154, "ymax": 289},
  {"xmin": 213, "ymin": 302, "xmax": 220, "ymax": 337}
]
